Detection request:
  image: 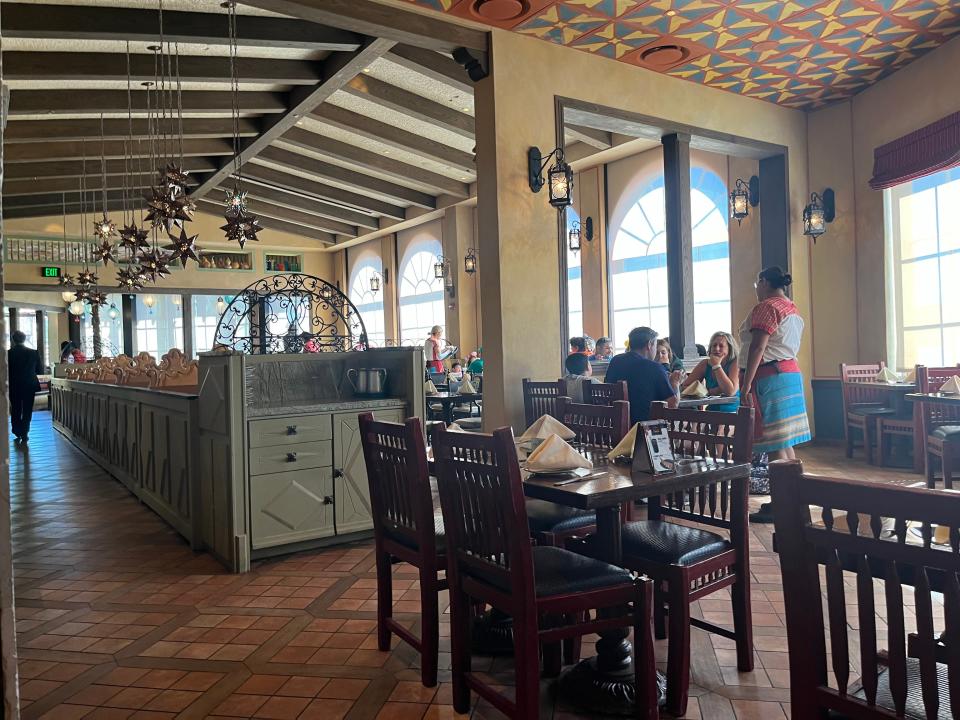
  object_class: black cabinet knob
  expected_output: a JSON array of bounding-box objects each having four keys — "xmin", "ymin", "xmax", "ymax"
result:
[
  {"xmin": 286, "ymin": 425, "xmax": 298, "ymax": 435},
  {"xmin": 323, "ymin": 495, "xmax": 333, "ymax": 505},
  {"xmin": 286, "ymin": 452, "xmax": 298, "ymax": 462},
  {"xmin": 333, "ymin": 468, "xmax": 344, "ymax": 479}
]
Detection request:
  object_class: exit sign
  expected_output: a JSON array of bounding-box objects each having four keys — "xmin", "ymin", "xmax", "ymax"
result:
[{"xmin": 41, "ymin": 266, "xmax": 61, "ymax": 279}]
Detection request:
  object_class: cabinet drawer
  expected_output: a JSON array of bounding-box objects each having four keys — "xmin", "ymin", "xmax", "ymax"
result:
[
  {"xmin": 249, "ymin": 440, "xmax": 332, "ymax": 476},
  {"xmin": 249, "ymin": 415, "xmax": 331, "ymax": 448},
  {"xmin": 250, "ymin": 467, "xmax": 335, "ymax": 549}
]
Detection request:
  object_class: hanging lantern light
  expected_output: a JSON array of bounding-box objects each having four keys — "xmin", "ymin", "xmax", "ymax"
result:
[
  {"xmin": 143, "ymin": 295, "xmax": 156, "ymax": 309},
  {"xmin": 216, "ymin": 296, "xmax": 227, "ymax": 314},
  {"xmin": 108, "ymin": 303, "xmax": 119, "ymax": 320},
  {"xmin": 62, "ymin": 290, "xmax": 78, "ymax": 303},
  {"xmin": 802, "ymin": 189, "xmax": 835, "ymax": 242},
  {"xmin": 528, "ymin": 146, "xmax": 573, "ymax": 209},
  {"xmin": 171, "ymin": 295, "xmax": 182, "ymax": 307},
  {"xmin": 434, "ymin": 256, "xmax": 446, "ymax": 280},
  {"xmin": 568, "ymin": 221, "xmax": 582, "ymax": 253},
  {"xmin": 729, "ymin": 178, "xmax": 750, "ymax": 224},
  {"xmin": 68, "ymin": 300, "xmax": 85, "ymax": 316},
  {"xmin": 464, "ymin": 248, "xmax": 477, "ymax": 274},
  {"xmin": 369, "ymin": 273, "xmax": 381, "ymax": 293}
]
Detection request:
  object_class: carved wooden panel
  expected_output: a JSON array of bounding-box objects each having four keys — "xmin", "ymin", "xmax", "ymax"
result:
[{"xmin": 250, "ymin": 467, "xmax": 334, "ymax": 549}]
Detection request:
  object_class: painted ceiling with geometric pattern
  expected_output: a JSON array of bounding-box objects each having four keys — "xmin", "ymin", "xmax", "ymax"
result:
[{"xmin": 401, "ymin": 0, "xmax": 960, "ymax": 109}]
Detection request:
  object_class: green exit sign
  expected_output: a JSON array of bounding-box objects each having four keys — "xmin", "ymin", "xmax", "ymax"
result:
[{"xmin": 41, "ymin": 266, "xmax": 61, "ymax": 279}]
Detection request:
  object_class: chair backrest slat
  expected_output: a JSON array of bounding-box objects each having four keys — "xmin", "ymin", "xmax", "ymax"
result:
[
  {"xmin": 556, "ymin": 397, "xmax": 630, "ymax": 449},
  {"xmin": 522, "ymin": 378, "xmax": 562, "ymax": 427},
  {"xmin": 772, "ymin": 460, "xmax": 960, "ymax": 719},
  {"xmin": 917, "ymin": 365, "xmax": 960, "ymax": 428},
  {"xmin": 840, "ymin": 362, "xmax": 886, "ymax": 413},
  {"xmin": 433, "ymin": 425, "xmax": 534, "ymax": 602},
  {"xmin": 584, "ymin": 380, "xmax": 628, "ymax": 406},
  {"xmin": 358, "ymin": 413, "xmax": 436, "ymax": 556}
]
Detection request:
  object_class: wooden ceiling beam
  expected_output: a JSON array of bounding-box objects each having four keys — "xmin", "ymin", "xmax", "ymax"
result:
[
  {"xmin": 1, "ymin": 3, "xmax": 362, "ymax": 51},
  {"xmin": 3, "ymin": 118, "xmax": 258, "ymax": 144},
  {"xmin": 281, "ymin": 128, "xmax": 468, "ymax": 198},
  {"xmin": 196, "ymin": 199, "xmax": 336, "ymax": 245},
  {"xmin": 566, "ymin": 124, "xmax": 612, "ymax": 150},
  {"xmin": 5, "ymin": 138, "xmax": 235, "ymax": 163},
  {"xmin": 228, "ymin": 196, "xmax": 358, "ymax": 237},
  {"xmin": 4, "ymin": 158, "xmax": 217, "ymax": 182},
  {"xmin": 3, "ymin": 175, "xmax": 197, "ymax": 196},
  {"xmin": 2, "ymin": 192, "xmax": 133, "ymax": 216},
  {"xmin": 242, "ymin": 164, "xmax": 405, "ymax": 220},
  {"xmin": 189, "ymin": 37, "xmax": 396, "ymax": 201},
  {"xmin": 8, "ymin": 90, "xmax": 287, "ymax": 116},
  {"xmin": 213, "ymin": 183, "xmax": 377, "ymax": 230},
  {"xmin": 341, "ymin": 75, "xmax": 473, "ymax": 139},
  {"xmin": 236, "ymin": 0, "xmax": 487, "ymax": 55},
  {"xmin": 387, "ymin": 44, "xmax": 473, "ymax": 95},
  {"xmin": 256, "ymin": 146, "xmax": 434, "ymax": 209},
  {"xmin": 310, "ymin": 104, "xmax": 475, "ymax": 174},
  {"xmin": 3, "ymin": 52, "xmax": 322, "ymax": 86}
]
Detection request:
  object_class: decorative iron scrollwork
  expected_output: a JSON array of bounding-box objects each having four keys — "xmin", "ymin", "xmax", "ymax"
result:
[{"xmin": 212, "ymin": 273, "xmax": 369, "ymax": 354}]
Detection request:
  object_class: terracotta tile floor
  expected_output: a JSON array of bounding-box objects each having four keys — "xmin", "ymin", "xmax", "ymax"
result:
[{"xmin": 10, "ymin": 415, "xmax": 920, "ymax": 719}]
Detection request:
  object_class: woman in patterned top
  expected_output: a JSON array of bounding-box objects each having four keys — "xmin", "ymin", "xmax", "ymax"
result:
[{"xmin": 739, "ymin": 266, "xmax": 811, "ymax": 522}]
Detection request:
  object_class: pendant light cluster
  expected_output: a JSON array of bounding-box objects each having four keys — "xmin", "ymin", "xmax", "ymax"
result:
[{"xmin": 221, "ymin": 0, "xmax": 262, "ymax": 248}]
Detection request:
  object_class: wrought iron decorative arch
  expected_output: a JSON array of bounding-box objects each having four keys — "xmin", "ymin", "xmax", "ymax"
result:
[{"xmin": 213, "ymin": 273, "xmax": 369, "ymax": 354}]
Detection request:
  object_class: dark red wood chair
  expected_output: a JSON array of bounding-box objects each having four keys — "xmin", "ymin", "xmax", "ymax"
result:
[
  {"xmin": 432, "ymin": 424, "xmax": 658, "ymax": 720},
  {"xmin": 840, "ymin": 362, "xmax": 896, "ymax": 464},
  {"xmin": 522, "ymin": 378, "xmax": 563, "ymax": 427},
  {"xmin": 917, "ymin": 365, "xmax": 960, "ymax": 489},
  {"xmin": 771, "ymin": 459, "xmax": 960, "ymax": 719},
  {"xmin": 614, "ymin": 403, "xmax": 754, "ymax": 717},
  {"xmin": 583, "ymin": 380, "xmax": 628, "ymax": 406},
  {"xmin": 358, "ymin": 412, "xmax": 446, "ymax": 687}
]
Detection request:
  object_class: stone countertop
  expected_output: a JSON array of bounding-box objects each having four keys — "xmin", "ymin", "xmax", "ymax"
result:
[{"xmin": 246, "ymin": 397, "xmax": 407, "ymax": 418}]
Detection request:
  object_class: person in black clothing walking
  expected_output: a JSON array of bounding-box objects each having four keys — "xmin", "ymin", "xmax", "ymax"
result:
[{"xmin": 8, "ymin": 330, "xmax": 43, "ymax": 443}]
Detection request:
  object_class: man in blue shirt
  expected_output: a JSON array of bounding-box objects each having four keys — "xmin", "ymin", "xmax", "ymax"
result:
[{"xmin": 605, "ymin": 326, "xmax": 682, "ymax": 425}]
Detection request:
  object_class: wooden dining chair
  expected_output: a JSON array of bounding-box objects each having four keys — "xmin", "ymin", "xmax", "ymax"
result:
[
  {"xmin": 432, "ymin": 424, "xmax": 658, "ymax": 720},
  {"xmin": 616, "ymin": 403, "xmax": 754, "ymax": 717},
  {"xmin": 556, "ymin": 396, "xmax": 630, "ymax": 448},
  {"xmin": 917, "ymin": 365, "xmax": 960, "ymax": 489},
  {"xmin": 771, "ymin": 459, "xmax": 960, "ymax": 719},
  {"xmin": 840, "ymin": 362, "xmax": 896, "ymax": 464},
  {"xmin": 358, "ymin": 412, "xmax": 446, "ymax": 688},
  {"xmin": 522, "ymin": 378, "xmax": 563, "ymax": 427},
  {"xmin": 583, "ymin": 380, "xmax": 629, "ymax": 406}
]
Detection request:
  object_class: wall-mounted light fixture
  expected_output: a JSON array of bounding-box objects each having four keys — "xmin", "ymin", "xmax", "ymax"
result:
[
  {"xmin": 464, "ymin": 248, "xmax": 477, "ymax": 274},
  {"xmin": 107, "ymin": 303, "xmax": 119, "ymax": 321},
  {"xmin": 729, "ymin": 176, "xmax": 760, "ymax": 225},
  {"xmin": 568, "ymin": 216, "xmax": 594, "ymax": 253},
  {"xmin": 216, "ymin": 297, "xmax": 227, "ymax": 315},
  {"xmin": 803, "ymin": 189, "xmax": 835, "ymax": 242},
  {"xmin": 369, "ymin": 268, "xmax": 387, "ymax": 293},
  {"xmin": 528, "ymin": 146, "xmax": 573, "ymax": 209},
  {"xmin": 143, "ymin": 295, "xmax": 156, "ymax": 309}
]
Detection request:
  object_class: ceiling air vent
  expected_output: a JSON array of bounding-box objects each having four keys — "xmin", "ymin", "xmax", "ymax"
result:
[
  {"xmin": 470, "ymin": 0, "xmax": 529, "ymax": 22},
  {"xmin": 639, "ymin": 45, "xmax": 690, "ymax": 68}
]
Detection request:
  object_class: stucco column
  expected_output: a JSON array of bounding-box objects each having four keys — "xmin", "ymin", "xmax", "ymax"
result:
[
  {"xmin": 442, "ymin": 204, "xmax": 480, "ymax": 356},
  {"xmin": 475, "ymin": 34, "xmax": 562, "ymax": 430}
]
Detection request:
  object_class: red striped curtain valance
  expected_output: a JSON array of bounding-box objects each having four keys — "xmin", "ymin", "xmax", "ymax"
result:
[{"xmin": 869, "ymin": 110, "xmax": 960, "ymax": 190}]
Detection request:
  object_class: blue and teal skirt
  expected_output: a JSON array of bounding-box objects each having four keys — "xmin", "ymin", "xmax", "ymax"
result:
[{"xmin": 754, "ymin": 371, "xmax": 811, "ymax": 453}]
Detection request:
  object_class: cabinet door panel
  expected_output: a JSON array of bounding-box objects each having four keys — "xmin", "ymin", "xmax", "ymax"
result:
[
  {"xmin": 332, "ymin": 408, "xmax": 404, "ymax": 536},
  {"xmin": 250, "ymin": 468, "xmax": 334, "ymax": 549}
]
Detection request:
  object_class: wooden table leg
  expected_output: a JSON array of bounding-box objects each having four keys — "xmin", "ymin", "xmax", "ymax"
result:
[{"xmin": 913, "ymin": 397, "xmax": 925, "ymax": 474}]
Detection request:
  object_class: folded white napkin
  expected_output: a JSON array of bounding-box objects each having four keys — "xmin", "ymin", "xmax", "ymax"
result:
[
  {"xmin": 875, "ymin": 367, "xmax": 899, "ymax": 384},
  {"xmin": 459, "ymin": 379, "xmax": 478, "ymax": 395},
  {"xmin": 903, "ymin": 368, "xmax": 916, "ymax": 383},
  {"xmin": 608, "ymin": 423, "xmax": 638, "ymax": 460},
  {"xmin": 940, "ymin": 376, "xmax": 960, "ymax": 394},
  {"xmin": 463, "ymin": 372, "xmax": 472, "ymax": 383},
  {"xmin": 525, "ymin": 433, "xmax": 592, "ymax": 472},
  {"xmin": 447, "ymin": 422, "xmax": 465, "ymax": 432},
  {"xmin": 519, "ymin": 414, "xmax": 576, "ymax": 441},
  {"xmin": 682, "ymin": 380, "xmax": 708, "ymax": 398},
  {"xmin": 425, "ymin": 380, "xmax": 439, "ymax": 395}
]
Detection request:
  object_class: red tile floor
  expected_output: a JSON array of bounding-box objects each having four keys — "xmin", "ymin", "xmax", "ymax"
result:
[{"xmin": 10, "ymin": 414, "xmax": 921, "ymax": 719}]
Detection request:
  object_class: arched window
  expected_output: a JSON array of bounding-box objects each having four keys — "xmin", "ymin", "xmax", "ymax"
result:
[
  {"xmin": 608, "ymin": 168, "xmax": 731, "ymax": 349},
  {"xmin": 398, "ymin": 238, "xmax": 444, "ymax": 345},
  {"xmin": 349, "ymin": 251, "xmax": 386, "ymax": 347},
  {"xmin": 567, "ymin": 208, "xmax": 583, "ymax": 338}
]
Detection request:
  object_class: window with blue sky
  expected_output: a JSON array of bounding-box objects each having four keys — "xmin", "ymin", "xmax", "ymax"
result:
[
  {"xmin": 398, "ymin": 237, "xmax": 444, "ymax": 346},
  {"xmin": 349, "ymin": 251, "xmax": 386, "ymax": 347}
]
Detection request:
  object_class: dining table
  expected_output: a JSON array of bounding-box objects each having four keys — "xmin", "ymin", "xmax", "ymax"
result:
[
  {"xmin": 523, "ymin": 448, "xmax": 751, "ymax": 715},
  {"xmin": 426, "ymin": 391, "xmax": 482, "ymax": 424},
  {"xmin": 844, "ymin": 379, "xmax": 922, "ymax": 471}
]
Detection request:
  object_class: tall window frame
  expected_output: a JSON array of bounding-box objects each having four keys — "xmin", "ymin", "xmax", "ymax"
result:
[
  {"xmin": 566, "ymin": 207, "xmax": 584, "ymax": 339},
  {"xmin": 398, "ymin": 237, "xmax": 444, "ymax": 346},
  {"xmin": 348, "ymin": 250, "xmax": 386, "ymax": 347},
  {"xmin": 886, "ymin": 166, "xmax": 960, "ymax": 369}
]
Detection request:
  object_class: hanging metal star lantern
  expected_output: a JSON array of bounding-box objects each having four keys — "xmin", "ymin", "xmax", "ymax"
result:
[
  {"xmin": 172, "ymin": 193, "xmax": 196, "ymax": 223},
  {"xmin": 119, "ymin": 224, "xmax": 150, "ymax": 252},
  {"xmin": 137, "ymin": 250, "xmax": 173, "ymax": 282},
  {"xmin": 144, "ymin": 185, "xmax": 176, "ymax": 228},
  {"xmin": 153, "ymin": 250, "xmax": 174, "ymax": 279},
  {"xmin": 60, "ymin": 273, "xmax": 76, "ymax": 287},
  {"xmin": 92, "ymin": 215, "xmax": 117, "ymax": 242},
  {"xmin": 91, "ymin": 240, "xmax": 116, "ymax": 266},
  {"xmin": 161, "ymin": 164, "xmax": 190, "ymax": 196},
  {"xmin": 165, "ymin": 226, "xmax": 201, "ymax": 267},
  {"xmin": 86, "ymin": 290, "xmax": 109, "ymax": 307},
  {"xmin": 220, "ymin": 209, "xmax": 261, "ymax": 248},
  {"xmin": 117, "ymin": 266, "xmax": 144, "ymax": 291},
  {"xmin": 224, "ymin": 187, "xmax": 248, "ymax": 216},
  {"xmin": 76, "ymin": 269, "xmax": 98, "ymax": 286}
]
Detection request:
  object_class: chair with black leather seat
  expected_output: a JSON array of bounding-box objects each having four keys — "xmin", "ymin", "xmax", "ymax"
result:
[
  {"xmin": 433, "ymin": 424, "xmax": 658, "ymax": 720},
  {"xmin": 772, "ymin": 459, "xmax": 960, "ymax": 719},
  {"xmin": 841, "ymin": 362, "xmax": 896, "ymax": 464},
  {"xmin": 616, "ymin": 403, "xmax": 754, "ymax": 717},
  {"xmin": 918, "ymin": 365, "xmax": 960, "ymax": 489},
  {"xmin": 358, "ymin": 412, "xmax": 446, "ymax": 688}
]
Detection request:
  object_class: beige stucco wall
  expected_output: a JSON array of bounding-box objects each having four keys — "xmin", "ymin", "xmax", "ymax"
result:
[
  {"xmin": 476, "ymin": 27, "xmax": 810, "ymax": 429},
  {"xmin": 806, "ymin": 34, "xmax": 960, "ymax": 372}
]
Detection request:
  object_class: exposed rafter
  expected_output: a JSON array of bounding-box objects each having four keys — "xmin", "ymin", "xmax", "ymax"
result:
[
  {"xmin": 280, "ymin": 129, "xmax": 469, "ymax": 198},
  {"xmin": 189, "ymin": 36, "xmax": 396, "ymax": 201},
  {"xmin": 3, "ymin": 118, "xmax": 258, "ymax": 144},
  {"xmin": 256, "ymin": 145, "xmax": 435, "ymax": 209},
  {"xmin": 8, "ymin": 90, "xmax": 287, "ymax": 116},
  {"xmin": 5, "ymin": 139, "xmax": 234, "ymax": 163},
  {"xmin": 4, "ymin": 158, "xmax": 218, "ymax": 182},
  {"xmin": 387, "ymin": 44, "xmax": 473, "ymax": 95},
  {"xmin": 2, "ymin": 3, "xmax": 362, "ymax": 51},
  {"xmin": 566, "ymin": 124, "xmax": 613, "ymax": 150},
  {"xmin": 227, "ymin": 195, "xmax": 358, "ymax": 237},
  {"xmin": 195, "ymin": 199, "xmax": 336, "ymax": 244},
  {"xmin": 341, "ymin": 75, "xmax": 473, "ymax": 139},
  {"xmin": 214, "ymin": 183, "xmax": 377, "ymax": 230},
  {"xmin": 3, "ymin": 175, "xmax": 198, "ymax": 196}
]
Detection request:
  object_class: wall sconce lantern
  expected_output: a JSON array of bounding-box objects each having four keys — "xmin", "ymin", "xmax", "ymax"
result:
[
  {"xmin": 464, "ymin": 248, "xmax": 477, "ymax": 274},
  {"xmin": 729, "ymin": 176, "xmax": 760, "ymax": 225},
  {"xmin": 143, "ymin": 295, "xmax": 156, "ymax": 309},
  {"xmin": 434, "ymin": 256, "xmax": 446, "ymax": 280},
  {"xmin": 568, "ymin": 216, "xmax": 594, "ymax": 253},
  {"xmin": 216, "ymin": 297, "xmax": 227, "ymax": 315},
  {"xmin": 107, "ymin": 303, "xmax": 119, "ymax": 321},
  {"xmin": 369, "ymin": 268, "xmax": 387, "ymax": 293},
  {"xmin": 68, "ymin": 300, "xmax": 85, "ymax": 317},
  {"xmin": 528, "ymin": 146, "xmax": 573, "ymax": 209},
  {"xmin": 803, "ymin": 188, "xmax": 835, "ymax": 241}
]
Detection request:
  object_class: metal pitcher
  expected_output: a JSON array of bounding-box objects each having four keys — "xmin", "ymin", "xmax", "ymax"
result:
[
  {"xmin": 366, "ymin": 368, "xmax": 387, "ymax": 394},
  {"xmin": 346, "ymin": 368, "xmax": 368, "ymax": 394}
]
